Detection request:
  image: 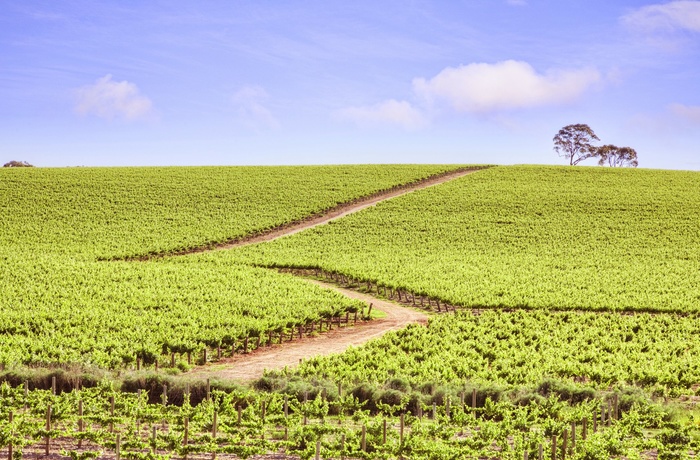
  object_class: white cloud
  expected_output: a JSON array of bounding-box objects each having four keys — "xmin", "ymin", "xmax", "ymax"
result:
[
  {"xmin": 622, "ymin": 1, "xmax": 700, "ymax": 33},
  {"xmin": 75, "ymin": 75, "xmax": 154, "ymax": 121},
  {"xmin": 336, "ymin": 99, "xmax": 427, "ymax": 129},
  {"xmin": 412, "ymin": 60, "xmax": 600, "ymax": 114},
  {"xmin": 232, "ymin": 85, "xmax": 279, "ymax": 129},
  {"xmin": 669, "ymin": 103, "xmax": 700, "ymax": 123}
]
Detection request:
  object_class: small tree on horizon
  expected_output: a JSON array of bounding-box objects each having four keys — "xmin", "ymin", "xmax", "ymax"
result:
[
  {"xmin": 553, "ymin": 124, "xmax": 600, "ymax": 166},
  {"xmin": 3, "ymin": 160, "xmax": 34, "ymax": 167},
  {"xmin": 596, "ymin": 145, "xmax": 639, "ymax": 168}
]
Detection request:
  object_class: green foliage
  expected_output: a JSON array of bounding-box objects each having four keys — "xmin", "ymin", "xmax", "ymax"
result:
[
  {"xmin": 0, "ymin": 165, "xmax": 462, "ymax": 368},
  {"xmin": 291, "ymin": 309, "xmax": 700, "ymax": 391},
  {"xmin": 230, "ymin": 166, "xmax": 700, "ymax": 313}
]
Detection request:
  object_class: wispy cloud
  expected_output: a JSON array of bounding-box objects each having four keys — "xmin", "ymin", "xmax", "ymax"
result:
[
  {"xmin": 669, "ymin": 103, "xmax": 700, "ymax": 124},
  {"xmin": 622, "ymin": 1, "xmax": 700, "ymax": 33},
  {"xmin": 412, "ymin": 60, "xmax": 600, "ymax": 114},
  {"xmin": 335, "ymin": 99, "xmax": 427, "ymax": 130},
  {"xmin": 231, "ymin": 85, "xmax": 279, "ymax": 130},
  {"xmin": 75, "ymin": 75, "xmax": 154, "ymax": 121}
]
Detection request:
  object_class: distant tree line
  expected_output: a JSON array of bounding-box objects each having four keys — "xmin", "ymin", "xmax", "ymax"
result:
[
  {"xmin": 553, "ymin": 124, "xmax": 638, "ymax": 167},
  {"xmin": 3, "ymin": 160, "xmax": 34, "ymax": 167}
]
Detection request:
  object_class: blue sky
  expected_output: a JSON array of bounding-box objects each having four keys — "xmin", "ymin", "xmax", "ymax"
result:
[{"xmin": 1, "ymin": 1, "xmax": 699, "ymax": 169}]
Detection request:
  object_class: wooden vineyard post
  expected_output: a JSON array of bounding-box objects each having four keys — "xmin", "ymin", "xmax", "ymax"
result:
[
  {"xmin": 268, "ymin": 330, "xmax": 273, "ymax": 346},
  {"xmin": 593, "ymin": 408, "xmax": 597, "ymax": 432},
  {"xmin": 256, "ymin": 335, "xmax": 262, "ymax": 348},
  {"xmin": 367, "ymin": 303, "xmax": 373, "ymax": 318},
  {"xmin": 382, "ymin": 419, "xmax": 387, "ymax": 444},
  {"xmin": 152, "ymin": 426, "xmax": 157, "ymax": 455},
  {"xmin": 400, "ymin": 413, "xmax": 405, "ymax": 444},
  {"xmin": 155, "ymin": 359, "xmax": 159, "ymax": 372},
  {"xmin": 237, "ymin": 405, "xmax": 242, "ymax": 425},
  {"xmin": 561, "ymin": 429, "xmax": 568, "ymax": 459},
  {"xmin": 24, "ymin": 380, "xmax": 28, "ymax": 411},
  {"xmin": 206, "ymin": 378, "xmax": 211, "ymax": 401},
  {"xmin": 45, "ymin": 405, "xmax": 51, "ymax": 455},
  {"xmin": 538, "ymin": 443, "xmax": 543, "ymax": 460},
  {"xmin": 261, "ymin": 401, "xmax": 266, "ymax": 423},
  {"xmin": 614, "ymin": 394, "xmax": 619, "ymax": 420},
  {"xmin": 7, "ymin": 411, "xmax": 12, "ymax": 460},
  {"xmin": 171, "ymin": 352, "xmax": 176, "ymax": 367},
  {"xmin": 116, "ymin": 433, "xmax": 121, "ymax": 460},
  {"xmin": 550, "ymin": 435, "xmax": 556, "ymax": 460},
  {"xmin": 361, "ymin": 425, "xmax": 367, "ymax": 452},
  {"xmin": 445, "ymin": 396, "xmax": 451, "ymax": 419},
  {"xmin": 432, "ymin": 402, "xmax": 436, "ymax": 419},
  {"xmin": 353, "ymin": 310, "xmax": 358, "ymax": 324},
  {"xmin": 341, "ymin": 434, "xmax": 346, "ymax": 460},
  {"xmin": 243, "ymin": 337, "xmax": 249, "ymax": 354},
  {"xmin": 203, "ymin": 347, "xmax": 208, "ymax": 364},
  {"xmin": 582, "ymin": 417, "xmax": 588, "ymax": 440},
  {"xmin": 52, "ymin": 376, "xmax": 56, "ymax": 395},
  {"xmin": 162, "ymin": 384, "xmax": 168, "ymax": 406},
  {"xmin": 137, "ymin": 357, "xmax": 142, "ymax": 370},
  {"xmin": 315, "ymin": 440, "xmax": 321, "ymax": 460},
  {"xmin": 571, "ymin": 422, "xmax": 576, "ymax": 452},
  {"xmin": 78, "ymin": 399, "xmax": 84, "ymax": 448}
]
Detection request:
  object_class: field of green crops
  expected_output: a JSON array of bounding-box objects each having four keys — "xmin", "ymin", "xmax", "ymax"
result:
[
  {"xmin": 1, "ymin": 164, "xmax": 699, "ymax": 458},
  {"xmin": 292, "ymin": 309, "xmax": 700, "ymax": 391},
  {"xmin": 0, "ymin": 165, "xmax": 463, "ymax": 369},
  {"xmin": 0, "ymin": 165, "xmax": 460, "ymax": 259},
  {"xmin": 229, "ymin": 165, "xmax": 700, "ymax": 313}
]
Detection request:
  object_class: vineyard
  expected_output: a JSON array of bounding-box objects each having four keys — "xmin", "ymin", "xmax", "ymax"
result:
[
  {"xmin": 0, "ymin": 165, "xmax": 465, "ymax": 369},
  {"xmin": 0, "ymin": 165, "xmax": 461, "ymax": 259},
  {"xmin": 228, "ymin": 165, "xmax": 700, "ymax": 313},
  {"xmin": 1, "ymin": 164, "xmax": 699, "ymax": 458},
  {"xmin": 0, "ymin": 381, "xmax": 694, "ymax": 459}
]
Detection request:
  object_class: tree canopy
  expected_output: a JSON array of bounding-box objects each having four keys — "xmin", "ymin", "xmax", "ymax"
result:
[
  {"xmin": 553, "ymin": 124, "xmax": 600, "ymax": 166},
  {"xmin": 3, "ymin": 160, "xmax": 34, "ymax": 167},
  {"xmin": 597, "ymin": 145, "xmax": 639, "ymax": 168}
]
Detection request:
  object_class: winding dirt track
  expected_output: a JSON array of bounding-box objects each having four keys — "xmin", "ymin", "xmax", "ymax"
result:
[
  {"xmin": 147, "ymin": 167, "xmax": 481, "ymax": 258},
  {"xmin": 187, "ymin": 167, "xmax": 483, "ymax": 382},
  {"xmin": 189, "ymin": 281, "xmax": 428, "ymax": 382}
]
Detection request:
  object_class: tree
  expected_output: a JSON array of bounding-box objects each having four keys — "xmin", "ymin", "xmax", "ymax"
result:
[
  {"xmin": 596, "ymin": 145, "xmax": 638, "ymax": 168},
  {"xmin": 3, "ymin": 160, "xmax": 34, "ymax": 167},
  {"xmin": 553, "ymin": 124, "xmax": 600, "ymax": 166}
]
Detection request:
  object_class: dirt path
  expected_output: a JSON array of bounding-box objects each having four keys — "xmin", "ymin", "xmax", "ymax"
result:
[
  {"xmin": 187, "ymin": 168, "xmax": 483, "ymax": 382},
  {"xmin": 137, "ymin": 167, "xmax": 482, "ymax": 259},
  {"xmin": 189, "ymin": 280, "xmax": 428, "ymax": 382}
]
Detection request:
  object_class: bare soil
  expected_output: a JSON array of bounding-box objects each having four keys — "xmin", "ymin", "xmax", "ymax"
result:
[
  {"xmin": 132, "ymin": 167, "xmax": 481, "ymax": 259},
  {"xmin": 189, "ymin": 280, "xmax": 428, "ymax": 382},
  {"xmin": 185, "ymin": 168, "xmax": 482, "ymax": 382}
]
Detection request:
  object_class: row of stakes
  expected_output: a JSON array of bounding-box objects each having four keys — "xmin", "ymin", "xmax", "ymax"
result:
[{"xmin": 4, "ymin": 378, "xmax": 622, "ymax": 460}]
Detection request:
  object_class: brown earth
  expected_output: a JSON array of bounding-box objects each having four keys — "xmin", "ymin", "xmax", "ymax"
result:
[{"xmin": 189, "ymin": 280, "xmax": 428, "ymax": 382}]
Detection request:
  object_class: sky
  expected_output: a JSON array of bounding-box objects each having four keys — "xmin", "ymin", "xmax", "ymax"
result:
[{"xmin": 1, "ymin": 1, "xmax": 699, "ymax": 169}]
